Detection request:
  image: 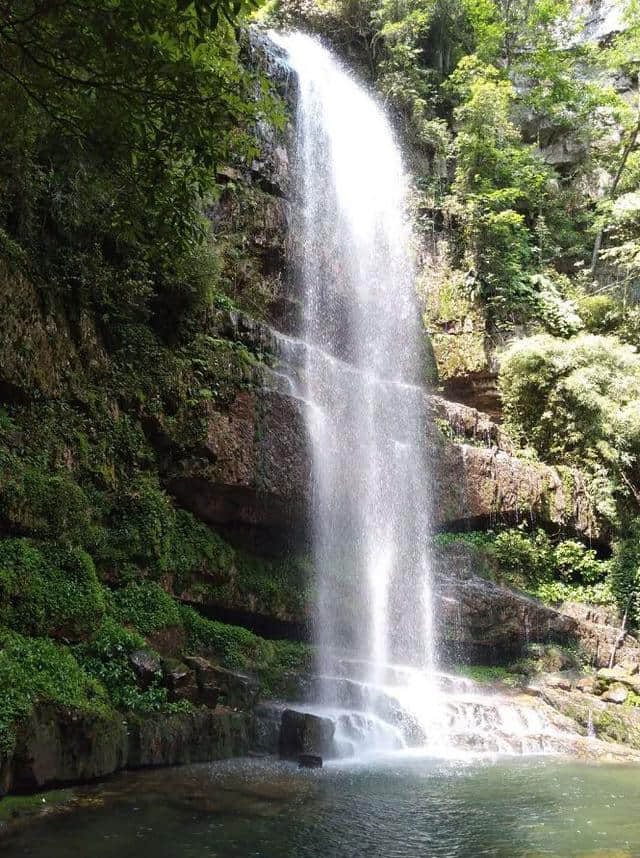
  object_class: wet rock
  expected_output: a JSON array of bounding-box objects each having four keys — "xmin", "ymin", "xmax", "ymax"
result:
[
  {"xmin": 279, "ymin": 709, "xmax": 336, "ymax": 760},
  {"xmin": 0, "ymin": 706, "xmax": 250, "ymax": 798},
  {"xmin": 167, "ymin": 387, "xmax": 603, "ymax": 556},
  {"xmin": 7, "ymin": 705, "xmax": 127, "ymax": 794},
  {"xmin": 542, "ymin": 687, "xmax": 640, "ymax": 748},
  {"xmin": 162, "ymin": 659, "xmax": 199, "ymax": 704},
  {"xmin": 298, "ymin": 753, "xmax": 322, "ymax": 768},
  {"xmin": 435, "ymin": 548, "xmax": 640, "ymax": 667},
  {"xmin": 543, "ymin": 673, "xmax": 573, "ymax": 691},
  {"xmin": 602, "ymin": 683, "xmax": 630, "ymax": 704},
  {"xmin": 202, "ymin": 665, "xmax": 259, "ymax": 710},
  {"xmin": 183, "ymin": 656, "xmax": 221, "ymax": 708},
  {"xmin": 126, "ymin": 710, "xmax": 248, "ymax": 768},
  {"xmin": 252, "ymin": 702, "xmax": 286, "ymax": 754},
  {"xmin": 129, "ymin": 649, "xmax": 161, "ymax": 689}
]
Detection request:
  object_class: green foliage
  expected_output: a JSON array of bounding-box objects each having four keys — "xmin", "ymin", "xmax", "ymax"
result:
[
  {"xmin": 111, "ymin": 582, "xmax": 182, "ymax": 635},
  {"xmin": 435, "ymin": 528, "xmax": 611, "ymax": 605},
  {"xmin": 75, "ymin": 616, "xmax": 185, "ymax": 714},
  {"xmin": 500, "ymin": 334, "xmax": 640, "ymax": 520},
  {"xmin": 609, "ymin": 520, "xmax": 640, "ymax": 627},
  {"xmin": 535, "ymin": 579, "xmax": 614, "ymax": 607},
  {"xmin": 489, "ymin": 528, "xmax": 553, "ymax": 589},
  {"xmin": 0, "ymin": 539, "xmax": 105, "ymax": 640},
  {"xmin": 179, "ymin": 604, "xmax": 312, "ymax": 693},
  {"xmin": 452, "ymin": 663, "xmax": 517, "ymax": 685},
  {"xmin": 0, "ymin": 628, "xmax": 112, "ymax": 752}
]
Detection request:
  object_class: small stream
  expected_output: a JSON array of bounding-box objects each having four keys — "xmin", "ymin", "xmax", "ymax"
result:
[{"xmin": 3, "ymin": 756, "xmax": 640, "ymax": 857}]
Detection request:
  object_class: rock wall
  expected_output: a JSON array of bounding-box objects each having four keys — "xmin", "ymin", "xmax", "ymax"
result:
[
  {"xmin": 434, "ymin": 544, "xmax": 639, "ymax": 667},
  {"xmin": 0, "ymin": 706, "xmax": 249, "ymax": 797}
]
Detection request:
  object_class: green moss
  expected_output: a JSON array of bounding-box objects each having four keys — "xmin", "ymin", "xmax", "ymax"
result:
[
  {"xmin": 0, "ymin": 788, "xmax": 75, "ymax": 825},
  {"xmin": 0, "ymin": 539, "xmax": 106, "ymax": 640},
  {"xmin": 452, "ymin": 664, "xmax": 519, "ymax": 686}
]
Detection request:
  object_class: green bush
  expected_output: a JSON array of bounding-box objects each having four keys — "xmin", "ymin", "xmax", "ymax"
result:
[
  {"xmin": 0, "ymin": 539, "xmax": 106, "ymax": 639},
  {"xmin": 179, "ymin": 604, "xmax": 312, "ymax": 694},
  {"xmin": 435, "ymin": 528, "xmax": 610, "ymax": 605},
  {"xmin": 0, "ymin": 628, "xmax": 112, "ymax": 752},
  {"xmin": 500, "ymin": 334, "xmax": 640, "ymax": 521},
  {"xmin": 488, "ymin": 529, "xmax": 553, "ymax": 589}
]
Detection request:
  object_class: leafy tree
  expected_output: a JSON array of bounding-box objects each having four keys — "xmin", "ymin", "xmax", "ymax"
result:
[
  {"xmin": 0, "ymin": 0, "xmax": 280, "ymax": 337},
  {"xmin": 500, "ymin": 333, "xmax": 640, "ymax": 520}
]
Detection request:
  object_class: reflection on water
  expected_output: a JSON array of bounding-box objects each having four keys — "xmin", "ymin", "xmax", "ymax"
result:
[{"xmin": 2, "ymin": 756, "xmax": 640, "ymax": 858}]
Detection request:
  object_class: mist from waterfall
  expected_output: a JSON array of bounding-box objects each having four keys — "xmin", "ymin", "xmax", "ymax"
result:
[{"xmin": 271, "ymin": 31, "xmax": 437, "ymax": 711}]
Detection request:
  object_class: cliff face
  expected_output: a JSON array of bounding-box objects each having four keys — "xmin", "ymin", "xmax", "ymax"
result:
[{"xmin": 0, "ymin": 28, "xmax": 636, "ymax": 794}]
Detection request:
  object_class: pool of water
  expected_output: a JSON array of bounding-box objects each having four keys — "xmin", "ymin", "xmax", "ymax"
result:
[{"xmin": 2, "ymin": 753, "xmax": 640, "ymax": 857}]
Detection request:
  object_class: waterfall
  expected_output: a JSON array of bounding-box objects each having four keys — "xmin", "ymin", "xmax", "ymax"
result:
[
  {"xmin": 271, "ymin": 31, "xmax": 436, "ymax": 693},
  {"xmin": 267, "ymin": 32, "xmax": 578, "ymax": 759}
]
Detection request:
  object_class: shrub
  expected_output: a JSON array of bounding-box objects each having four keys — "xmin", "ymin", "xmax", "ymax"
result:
[
  {"xmin": 488, "ymin": 529, "xmax": 553, "ymax": 589},
  {"xmin": 609, "ymin": 520, "xmax": 640, "ymax": 627},
  {"xmin": 75, "ymin": 616, "xmax": 184, "ymax": 714},
  {"xmin": 552, "ymin": 540, "xmax": 603, "ymax": 584},
  {"xmin": 500, "ymin": 334, "xmax": 640, "ymax": 520},
  {"xmin": 0, "ymin": 539, "xmax": 106, "ymax": 639},
  {"xmin": 0, "ymin": 629, "xmax": 111, "ymax": 752},
  {"xmin": 111, "ymin": 582, "xmax": 182, "ymax": 635}
]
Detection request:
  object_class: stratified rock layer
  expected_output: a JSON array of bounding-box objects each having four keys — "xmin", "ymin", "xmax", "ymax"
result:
[
  {"xmin": 167, "ymin": 386, "xmax": 601, "ymax": 549},
  {"xmin": 434, "ymin": 545, "xmax": 639, "ymax": 667}
]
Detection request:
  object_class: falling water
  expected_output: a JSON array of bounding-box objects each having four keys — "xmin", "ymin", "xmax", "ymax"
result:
[
  {"xmin": 267, "ymin": 32, "xmax": 578, "ymax": 758},
  {"xmin": 272, "ymin": 31, "xmax": 435, "ymax": 687}
]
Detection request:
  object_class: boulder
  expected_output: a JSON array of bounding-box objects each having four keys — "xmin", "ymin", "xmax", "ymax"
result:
[
  {"xmin": 252, "ymin": 702, "xmax": 286, "ymax": 754},
  {"xmin": 0, "ymin": 705, "xmax": 250, "ymax": 798},
  {"xmin": 126, "ymin": 710, "xmax": 248, "ymax": 768},
  {"xmin": 298, "ymin": 753, "xmax": 323, "ymax": 768},
  {"xmin": 434, "ymin": 546, "xmax": 640, "ymax": 667},
  {"xmin": 129, "ymin": 649, "xmax": 161, "ymax": 689},
  {"xmin": 200, "ymin": 664, "xmax": 259, "ymax": 710},
  {"xmin": 183, "ymin": 655, "xmax": 222, "ymax": 708},
  {"xmin": 602, "ymin": 683, "xmax": 629, "ymax": 705},
  {"xmin": 279, "ymin": 709, "xmax": 336, "ymax": 760},
  {"xmin": 162, "ymin": 659, "xmax": 199, "ymax": 704},
  {"xmin": 8, "ymin": 705, "xmax": 127, "ymax": 794},
  {"xmin": 576, "ymin": 676, "xmax": 598, "ymax": 695},
  {"xmin": 543, "ymin": 673, "xmax": 573, "ymax": 691}
]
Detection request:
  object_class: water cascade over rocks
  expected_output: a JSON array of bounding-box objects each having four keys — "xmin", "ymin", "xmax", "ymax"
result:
[{"xmin": 268, "ymin": 32, "xmax": 576, "ymax": 759}]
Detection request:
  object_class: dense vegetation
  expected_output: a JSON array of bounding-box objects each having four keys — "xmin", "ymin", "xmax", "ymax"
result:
[
  {"xmin": 0, "ymin": 0, "xmax": 307, "ymax": 755},
  {"xmin": 2, "ymin": 0, "xmax": 640, "ymax": 761}
]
